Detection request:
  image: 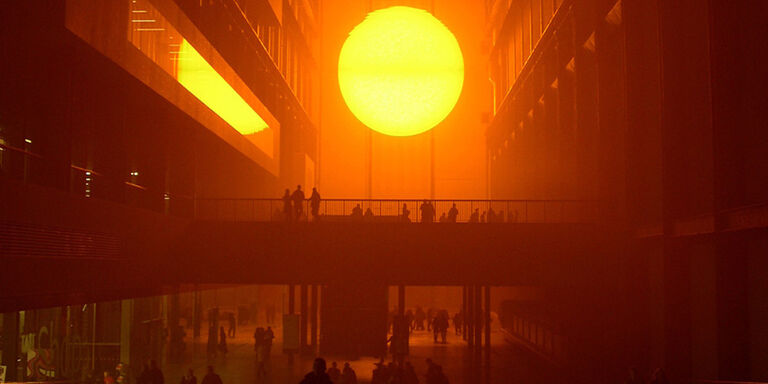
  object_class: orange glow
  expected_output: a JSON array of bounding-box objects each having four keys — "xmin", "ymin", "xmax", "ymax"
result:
[
  {"xmin": 338, "ymin": 6, "xmax": 464, "ymax": 137},
  {"xmin": 177, "ymin": 40, "xmax": 268, "ymax": 135}
]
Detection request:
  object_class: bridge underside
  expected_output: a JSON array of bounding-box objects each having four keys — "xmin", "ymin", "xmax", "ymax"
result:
[
  {"xmin": 174, "ymin": 221, "xmax": 617, "ymax": 286},
  {"xmin": 0, "ymin": 178, "xmax": 619, "ymax": 311}
]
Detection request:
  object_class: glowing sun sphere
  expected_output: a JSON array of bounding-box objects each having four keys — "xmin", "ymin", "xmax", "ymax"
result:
[{"xmin": 338, "ymin": 6, "xmax": 464, "ymax": 137}]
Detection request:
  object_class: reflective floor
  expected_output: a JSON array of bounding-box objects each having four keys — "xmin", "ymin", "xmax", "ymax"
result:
[{"xmin": 160, "ymin": 322, "xmax": 562, "ymax": 384}]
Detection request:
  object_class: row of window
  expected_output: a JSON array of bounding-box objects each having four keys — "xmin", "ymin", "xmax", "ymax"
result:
[
  {"xmin": 236, "ymin": 0, "xmax": 318, "ymax": 120},
  {"xmin": 488, "ymin": 0, "xmax": 566, "ymax": 110}
]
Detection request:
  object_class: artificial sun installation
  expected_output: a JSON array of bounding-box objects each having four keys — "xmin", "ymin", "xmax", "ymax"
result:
[{"xmin": 338, "ymin": 6, "xmax": 464, "ymax": 137}]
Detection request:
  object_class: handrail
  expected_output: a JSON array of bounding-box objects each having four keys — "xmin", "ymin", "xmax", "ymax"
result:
[{"xmin": 194, "ymin": 198, "xmax": 600, "ymax": 223}]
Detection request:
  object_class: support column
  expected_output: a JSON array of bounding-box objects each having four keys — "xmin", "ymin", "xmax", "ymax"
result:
[
  {"xmin": 484, "ymin": 286, "xmax": 492, "ymax": 381},
  {"xmin": 288, "ymin": 285, "xmax": 296, "ymax": 364},
  {"xmin": 120, "ymin": 300, "xmax": 133, "ymax": 365},
  {"xmin": 462, "ymin": 286, "xmax": 468, "ymax": 340},
  {"xmin": 475, "ymin": 285, "xmax": 483, "ymax": 358},
  {"xmin": 467, "ymin": 286, "xmax": 474, "ymax": 347},
  {"xmin": 311, "ymin": 285, "xmax": 318, "ymax": 352},
  {"xmin": 300, "ymin": 284, "xmax": 308, "ymax": 353}
]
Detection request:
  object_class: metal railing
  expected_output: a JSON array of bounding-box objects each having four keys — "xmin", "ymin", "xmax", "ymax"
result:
[{"xmin": 194, "ymin": 198, "xmax": 599, "ymax": 223}]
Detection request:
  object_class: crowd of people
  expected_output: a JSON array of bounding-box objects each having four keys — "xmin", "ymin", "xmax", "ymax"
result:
[
  {"xmin": 299, "ymin": 357, "xmax": 449, "ymax": 384},
  {"xmin": 393, "ymin": 307, "xmax": 466, "ymax": 344},
  {"xmin": 278, "ymin": 186, "xmax": 521, "ymax": 223},
  {"xmin": 282, "ymin": 185, "xmax": 322, "ymax": 222}
]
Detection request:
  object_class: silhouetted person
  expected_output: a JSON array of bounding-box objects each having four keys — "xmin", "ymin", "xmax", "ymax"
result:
[
  {"xmin": 414, "ymin": 307, "xmax": 426, "ymax": 331},
  {"xmin": 327, "ymin": 362, "xmax": 341, "ymax": 383},
  {"xmin": 426, "ymin": 365, "xmax": 448, "ymax": 384},
  {"xmin": 488, "ymin": 207, "xmax": 496, "ymax": 223},
  {"xmin": 299, "ymin": 358, "xmax": 333, "ymax": 384},
  {"xmin": 227, "ymin": 313, "xmax": 236, "ymax": 337},
  {"xmin": 200, "ymin": 367, "xmax": 222, "ymax": 384},
  {"xmin": 372, "ymin": 360, "xmax": 386, "ymax": 384},
  {"xmin": 420, "ymin": 200, "xmax": 435, "ymax": 223},
  {"xmin": 253, "ymin": 327, "xmax": 264, "ymax": 351},
  {"xmin": 426, "ymin": 308, "xmax": 435, "ymax": 331},
  {"xmin": 282, "ymin": 189, "xmax": 293, "ymax": 222},
  {"xmin": 401, "ymin": 204, "xmax": 411, "ymax": 222},
  {"xmin": 364, "ymin": 207, "xmax": 374, "ymax": 221},
  {"xmin": 447, "ymin": 204, "xmax": 458, "ymax": 222},
  {"xmin": 180, "ymin": 369, "xmax": 196, "ymax": 384},
  {"xmin": 292, "ymin": 185, "xmax": 305, "ymax": 221},
  {"xmin": 351, "ymin": 204, "xmax": 363, "ymax": 220},
  {"xmin": 264, "ymin": 326, "xmax": 275, "ymax": 357},
  {"xmin": 480, "ymin": 211, "xmax": 486, "ymax": 223},
  {"xmin": 218, "ymin": 326, "xmax": 227, "ymax": 355},
  {"xmin": 256, "ymin": 339, "xmax": 268, "ymax": 377},
  {"xmin": 403, "ymin": 362, "xmax": 418, "ymax": 384},
  {"xmin": 404, "ymin": 309, "xmax": 414, "ymax": 331},
  {"xmin": 310, "ymin": 187, "xmax": 321, "ymax": 220},
  {"xmin": 452, "ymin": 312, "xmax": 462, "ymax": 335},
  {"xmin": 469, "ymin": 209, "xmax": 479, "ymax": 223},
  {"xmin": 438, "ymin": 213, "xmax": 447, "ymax": 222},
  {"xmin": 148, "ymin": 360, "xmax": 164, "ymax": 384},
  {"xmin": 340, "ymin": 362, "xmax": 357, "ymax": 384},
  {"xmin": 497, "ymin": 210, "xmax": 505, "ymax": 223}
]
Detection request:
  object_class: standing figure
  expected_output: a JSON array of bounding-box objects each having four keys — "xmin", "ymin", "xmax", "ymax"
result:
[
  {"xmin": 419, "ymin": 200, "xmax": 435, "ymax": 223},
  {"xmin": 327, "ymin": 362, "xmax": 341, "ymax": 383},
  {"xmin": 200, "ymin": 367, "xmax": 222, "ymax": 384},
  {"xmin": 291, "ymin": 185, "xmax": 306, "ymax": 221},
  {"xmin": 206, "ymin": 325, "xmax": 217, "ymax": 358},
  {"xmin": 447, "ymin": 203, "xmax": 459, "ymax": 222},
  {"xmin": 453, "ymin": 311, "xmax": 463, "ymax": 335},
  {"xmin": 310, "ymin": 187, "xmax": 322, "ymax": 221},
  {"xmin": 180, "ymin": 369, "xmax": 196, "ymax": 384},
  {"xmin": 218, "ymin": 327, "xmax": 227, "ymax": 355},
  {"xmin": 469, "ymin": 209, "xmax": 480, "ymax": 223},
  {"xmin": 340, "ymin": 362, "xmax": 357, "ymax": 384},
  {"xmin": 263, "ymin": 326, "xmax": 275, "ymax": 358},
  {"xmin": 299, "ymin": 358, "xmax": 333, "ymax": 384},
  {"xmin": 227, "ymin": 313, "xmax": 236, "ymax": 338},
  {"xmin": 401, "ymin": 204, "xmax": 411, "ymax": 222},
  {"xmin": 282, "ymin": 189, "xmax": 293, "ymax": 222}
]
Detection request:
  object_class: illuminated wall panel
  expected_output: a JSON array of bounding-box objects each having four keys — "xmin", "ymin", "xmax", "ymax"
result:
[{"xmin": 65, "ymin": 0, "xmax": 279, "ymax": 175}]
